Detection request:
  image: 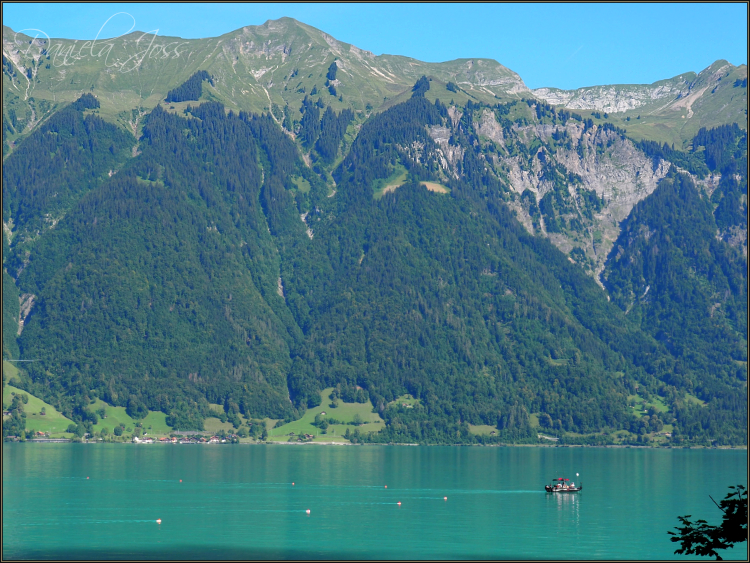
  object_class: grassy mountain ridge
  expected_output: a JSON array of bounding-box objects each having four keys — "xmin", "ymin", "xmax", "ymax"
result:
[
  {"xmin": 4, "ymin": 19, "xmax": 745, "ymax": 155},
  {"xmin": 533, "ymin": 61, "xmax": 747, "ymax": 146},
  {"xmin": 2, "ymin": 18, "xmax": 527, "ymax": 154}
]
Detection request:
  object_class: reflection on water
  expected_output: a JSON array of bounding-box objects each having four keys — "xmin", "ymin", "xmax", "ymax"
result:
[{"xmin": 548, "ymin": 491, "xmax": 580, "ymax": 528}]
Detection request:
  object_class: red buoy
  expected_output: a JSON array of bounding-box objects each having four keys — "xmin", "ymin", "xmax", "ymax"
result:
[
  {"xmin": 179, "ymin": 480, "xmax": 182, "ymax": 483},
  {"xmin": 444, "ymin": 496, "xmax": 447, "ymax": 500},
  {"xmin": 305, "ymin": 509, "xmax": 310, "ymax": 514},
  {"xmin": 397, "ymin": 501, "xmax": 401, "ymax": 506},
  {"xmin": 86, "ymin": 477, "xmax": 89, "ymax": 480},
  {"xmin": 156, "ymin": 519, "xmax": 161, "ymax": 524},
  {"xmin": 292, "ymin": 482, "xmax": 295, "ymax": 486},
  {"xmin": 384, "ymin": 485, "xmax": 387, "ymax": 488}
]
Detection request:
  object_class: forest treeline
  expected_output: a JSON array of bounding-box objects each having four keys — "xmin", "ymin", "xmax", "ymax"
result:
[
  {"xmin": 165, "ymin": 71, "xmax": 213, "ymax": 103},
  {"xmin": 2, "ymin": 85, "xmax": 746, "ymax": 444}
]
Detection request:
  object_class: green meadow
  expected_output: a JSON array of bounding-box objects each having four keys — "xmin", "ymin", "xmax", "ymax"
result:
[
  {"xmin": 268, "ymin": 388, "xmax": 384, "ymax": 441},
  {"xmin": 468, "ymin": 424, "xmax": 498, "ymax": 436},
  {"xmin": 203, "ymin": 416, "xmax": 239, "ymax": 435},
  {"xmin": 3, "ymin": 383, "xmax": 74, "ymax": 435},
  {"xmin": 388, "ymin": 394, "xmax": 420, "ymax": 407},
  {"xmin": 3, "ymin": 360, "xmax": 21, "ymax": 382},
  {"xmin": 290, "ymin": 175, "xmax": 311, "ymax": 193},
  {"xmin": 84, "ymin": 398, "xmax": 172, "ymax": 436},
  {"xmin": 2, "ymin": 371, "xmax": 174, "ymax": 437},
  {"xmin": 372, "ymin": 164, "xmax": 408, "ymax": 199}
]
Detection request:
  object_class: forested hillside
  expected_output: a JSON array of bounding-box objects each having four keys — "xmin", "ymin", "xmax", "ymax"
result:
[
  {"xmin": 602, "ymin": 125, "xmax": 748, "ymax": 443},
  {"xmin": 3, "ymin": 80, "xmax": 746, "ymax": 444}
]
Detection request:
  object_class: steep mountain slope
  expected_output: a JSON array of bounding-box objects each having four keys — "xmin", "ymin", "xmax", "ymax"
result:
[
  {"xmin": 604, "ymin": 171, "xmax": 747, "ymax": 381},
  {"xmin": 2, "ymin": 94, "xmax": 134, "ymax": 263},
  {"xmin": 602, "ymin": 124, "xmax": 748, "ymax": 398},
  {"xmin": 3, "ymin": 88, "xmax": 745, "ymax": 444},
  {"xmin": 2, "ymin": 264, "xmax": 19, "ymax": 360},
  {"xmin": 2, "ymin": 18, "xmax": 746, "ymax": 445},
  {"xmin": 9, "ymin": 102, "xmax": 308, "ymax": 426}
]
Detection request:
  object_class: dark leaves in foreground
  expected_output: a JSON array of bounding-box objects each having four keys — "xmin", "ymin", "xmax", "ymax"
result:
[{"xmin": 668, "ymin": 485, "xmax": 748, "ymax": 560}]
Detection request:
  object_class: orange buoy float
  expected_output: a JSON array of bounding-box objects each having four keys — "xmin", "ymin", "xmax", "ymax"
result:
[
  {"xmin": 86, "ymin": 477, "xmax": 89, "ymax": 479},
  {"xmin": 397, "ymin": 501, "xmax": 401, "ymax": 505},
  {"xmin": 156, "ymin": 519, "xmax": 162, "ymax": 524},
  {"xmin": 384, "ymin": 485, "xmax": 387, "ymax": 488},
  {"xmin": 444, "ymin": 496, "xmax": 447, "ymax": 500},
  {"xmin": 305, "ymin": 509, "xmax": 310, "ymax": 514},
  {"xmin": 292, "ymin": 482, "xmax": 295, "ymax": 486},
  {"xmin": 179, "ymin": 480, "xmax": 182, "ymax": 483}
]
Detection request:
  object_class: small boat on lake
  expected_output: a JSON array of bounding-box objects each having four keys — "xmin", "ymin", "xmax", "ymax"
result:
[{"xmin": 545, "ymin": 477, "xmax": 582, "ymax": 492}]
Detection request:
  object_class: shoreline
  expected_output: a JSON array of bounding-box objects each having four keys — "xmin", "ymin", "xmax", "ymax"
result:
[{"xmin": 5, "ymin": 438, "xmax": 745, "ymax": 450}]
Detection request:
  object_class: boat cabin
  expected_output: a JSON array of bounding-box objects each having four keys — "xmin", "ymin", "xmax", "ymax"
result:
[{"xmin": 545, "ymin": 477, "xmax": 582, "ymax": 492}]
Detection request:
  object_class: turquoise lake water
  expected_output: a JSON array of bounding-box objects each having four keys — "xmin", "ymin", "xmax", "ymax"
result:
[{"xmin": 3, "ymin": 444, "xmax": 747, "ymax": 560}]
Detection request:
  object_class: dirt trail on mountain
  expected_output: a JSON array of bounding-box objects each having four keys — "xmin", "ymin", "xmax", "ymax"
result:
[{"xmin": 670, "ymin": 85, "xmax": 709, "ymax": 118}]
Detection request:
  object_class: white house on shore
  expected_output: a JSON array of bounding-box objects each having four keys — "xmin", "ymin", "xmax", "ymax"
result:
[{"xmin": 132, "ymin": 436, "xmax": 154, "ymax": 443}]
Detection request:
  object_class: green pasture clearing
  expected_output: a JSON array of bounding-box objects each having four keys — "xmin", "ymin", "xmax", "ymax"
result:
[
  {"xmin": 3, "ymin": 384, "xmax": 74, "ymax": 435},
  {"xmin": 372, "ymin": 164, "xmax": 408, "ymax": 199},
  {"xmin": 2, "ymin": 360, "xmax": 21, "ymax": 382},
  {"xmin": 684, "ymin": 393, "xmax": 706, "ymax": 406},
  {"xmin": 388, "ymin": 394, "xmax": 420, "ymax": 407},
  {"xmin": 140, "ymin": 411, "xmax": 172, "ymax": 435},
  {"xmin": 266, "ymin": 431, "xmax": 350, "ymax": 443},
  {"xmin": 627, "ymin": 393, "xmax": 672, "ymax": 418},
  {"xmin": 648, "ymin": 396, "xmax": 670, "ymax": 412},
  {"xmin": 424, "ymin": 81, "xmax": 474, "ymax": 108},
  {"xmin": 264, "ymin": 418, "xmax": 279, "ymax": 431},
  {"xmin": 83, "ymin": 398, "xmax": 172, "ymax": 436},
  {"xmin": 421, "ymin": 181, "xmax": 450, "ymax": 194},
  {"xmin": 204, "ymin": 403, "xmax": 257, "ymax": 433},
  {"xmin": 468, "ymin": 424, "xmax": 497, "ymax": 436},
  {"xmin": 203, "ymin": 416, "xmax": 238, "ymax": 434},
  {"xmin": 269, "ymin": 388, "xmax": 384, "ymax": 440},
  {"xmin": 290, "ymin": 175, "xmax": 311, "ymax": 193},
  {"xmin": 529, "ymin": 413, "xmax": 540, "ymax": 428},
  {"xmin": 1, "ymin": 382, "xmax": 173, "ymax": 437}
]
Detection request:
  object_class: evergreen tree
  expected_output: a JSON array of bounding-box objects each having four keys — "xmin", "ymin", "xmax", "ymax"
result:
[{"xmin": 326, "ymin": 61, "xmax": 338, "ymax": 81}]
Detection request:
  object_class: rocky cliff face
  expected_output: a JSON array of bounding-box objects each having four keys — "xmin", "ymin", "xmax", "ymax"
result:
[
  {"xmin": 393, "ymin": 102, "xmax": 681, "ymax": 284},
  {"xmin": 476, "ymin": 111, "xmax": 671, "ymax": 281},
  {"xmin": 532, "ymin": 78, "xmax": 693, "ymax": 114},
  {"xmin": 3, "ymin": 20, "xmax": 745, "ymax": 288},
  {"xmin": 532, "ymin": 61, "xmax": 743, "ymax": 115}
]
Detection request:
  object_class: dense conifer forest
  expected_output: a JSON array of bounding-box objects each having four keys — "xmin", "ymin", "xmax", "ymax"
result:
[
  {"xmin": 164, "ymin": 71, "xmax": 214, "ymax": 103},
  {"xmin": 2, "ymin": 79, "xmax": 747, "ymax": 444}
]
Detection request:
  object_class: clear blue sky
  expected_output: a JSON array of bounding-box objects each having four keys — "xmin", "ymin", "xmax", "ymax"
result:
[{"xmin": 3, "ymin": 3, "xmax": 747, "ymax": 90}]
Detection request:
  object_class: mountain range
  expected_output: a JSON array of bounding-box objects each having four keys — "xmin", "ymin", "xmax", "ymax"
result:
[{"xmin": 2, "ymin": 19, "xmax": 747, "ymax": 445}]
